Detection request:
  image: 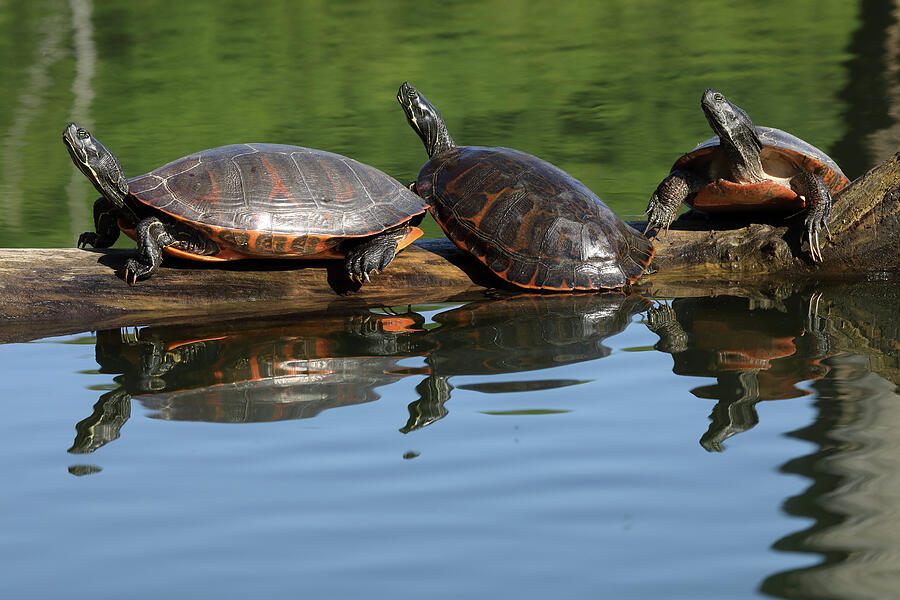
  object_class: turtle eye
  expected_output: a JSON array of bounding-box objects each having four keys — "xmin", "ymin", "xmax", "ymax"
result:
[
  {"xmin": 713, "ymin": 93, "xmax": 724, "ymax": 102},
  {"xmin": 76, "ymin": 128, "xmax": 89, "ymax": 139},
  {"xmin": 407, "ymin": 89, "xmax": 418, "ymax": 99}
]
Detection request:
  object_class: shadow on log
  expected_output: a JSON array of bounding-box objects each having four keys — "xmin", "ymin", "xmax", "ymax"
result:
[{"xmin": 0, "ymin": 152, "xmax": 898, "ymax": 342}]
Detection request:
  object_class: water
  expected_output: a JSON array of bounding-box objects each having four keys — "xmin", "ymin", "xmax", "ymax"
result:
[{"xmin": 2, "ymin": 1, "xmax": 900, "ymax": 598}]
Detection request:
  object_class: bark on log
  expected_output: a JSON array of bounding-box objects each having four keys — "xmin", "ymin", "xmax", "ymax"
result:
[
  {"xmin": 0, "ymin": 242, "xmax": 493, "ymax": 342},
  {"xmin": 1, "ymin": 152, "xmax": 898, "ymax": 342}
]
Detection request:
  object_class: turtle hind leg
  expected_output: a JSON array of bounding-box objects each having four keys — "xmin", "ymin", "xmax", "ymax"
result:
[
  {"xmin": 78, "ymin": 197, "xmax": 121, "ymax": 248},
  {"xmin": 343, "ymin": 224, "xmax": 423, "ymax": 283},
  {"xmin": 644, "ymin": 169, "xmax": 702, "ymax": 237},
  {"xmin": 123, "ymin": 216, "xmax": 175, "ymax": 284},
  {"xmin": 791, "ymin": 171, "xmax": 833, "ymax": 263}
]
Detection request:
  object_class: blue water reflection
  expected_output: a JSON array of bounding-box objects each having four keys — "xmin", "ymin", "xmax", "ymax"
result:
[
  {"xmin": 4, "ymin": 285, "xmax": 900, "ymax": 597},
  {"xmin": 68, "ymin": 294, "xmax": 651, "ymax": 452}
]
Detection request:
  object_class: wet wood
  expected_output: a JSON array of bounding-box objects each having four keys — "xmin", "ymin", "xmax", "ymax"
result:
[
  {"xmin": 0, "ymin": 242, "xmax": 495, "ymax": 342},
  {"xmin": 1, "ymin": 152, "xmax": 898, "ymax": 342}
]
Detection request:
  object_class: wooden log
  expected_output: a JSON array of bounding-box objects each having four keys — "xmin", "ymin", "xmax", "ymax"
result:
[
  {"xmin": 0, "ymin": 242, "xmax": 493, "ymax": 343},
  {"xmin": 1, "ymin": 152, "xmax": 898, "ymax": 342}
]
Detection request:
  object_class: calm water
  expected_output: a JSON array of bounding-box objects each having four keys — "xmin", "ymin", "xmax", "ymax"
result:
[{"xmin": 2, "ymin": 1, "xmax": 900, "ymax": 598}]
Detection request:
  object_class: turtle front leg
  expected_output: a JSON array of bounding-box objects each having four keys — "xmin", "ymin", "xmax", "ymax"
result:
[
  {"xmin": 78, "ymin": 197, "xmax": 121, "ymax": 248},
  {"xmin": 344, "ymin": 224, "xmax": 423, "ymax": 283},
  {"xmin": 645, "ymin": 169, "xmax": 702, "ymax": 236},
  {"xmin": 791, "ymin": 171, "xmax": 833, "ymax": 263},
  {"xmin": 124, "ymin": 217, "xmax": 175, "ymax": 285}
]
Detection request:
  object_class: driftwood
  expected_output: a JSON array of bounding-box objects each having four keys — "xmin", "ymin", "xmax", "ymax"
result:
[
  {"xmin": 0, "ymin": 241, "xmax": 493, "ymax": 343},
  {"xmin": 1, "ymin": 152, "xmax": 898, "ymax": 342}
]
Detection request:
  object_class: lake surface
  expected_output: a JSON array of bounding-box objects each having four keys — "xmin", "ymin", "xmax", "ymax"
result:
[{"xmin": 2, "ymin": 1, "xmax": 899, "ymax": 598}]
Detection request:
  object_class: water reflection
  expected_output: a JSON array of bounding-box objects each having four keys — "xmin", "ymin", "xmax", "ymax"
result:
[
  {"xmin": 401, "ymin": 293, "xmax": 652, "ymax": 432},
  {"xmin": 640, "ymin": 283, "xmax": 900, "ymax": 599},
  {"xmin": 58, "ymin": 280, "xmax": 900, "ymax": 598},
  {"xmin": 761, "ymin": 284, "xmax": 900, "ymax": 600},
  {"xmin": 762, "ymin": 353, "xmax": 900, "ymax": 599},
  {"xmin": 69, "ymin": 293, "xmax": 650, "ymax": 453},
  {"xmin": 647, "ymin": 294, "xmax": 831, "ymax": 451},
  {"xmin": 67, "ymin": 287, "xmax": 900, "ymax": 459},
  {"xmin": 69, "ymin": 311, "xmax": 428, "ymax": 454}
]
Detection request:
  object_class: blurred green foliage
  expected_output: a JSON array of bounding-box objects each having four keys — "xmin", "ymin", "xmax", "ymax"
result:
[{"xmin": 0, "ymin": 0, "xmax": 860, "ymax": 247}]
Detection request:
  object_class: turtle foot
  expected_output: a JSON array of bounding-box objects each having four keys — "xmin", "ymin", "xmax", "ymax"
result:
[
  {"xmin": 344, "ymin": 235, "xmax": 399, "ymax": 284},
  {"xmin": 643, "ymin": 193, "xmax": 679, "ymax": 238},
  {"xmin": 123, "ymin": 259, "xmax": 153, "ymax": 285},
  {"xmin": 78, "ymin": 232, "xmax": 97, "ymax": 248}
]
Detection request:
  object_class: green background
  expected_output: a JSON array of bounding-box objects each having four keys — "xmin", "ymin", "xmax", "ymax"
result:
[{"xmin": 0, "ymin": 1, "xmax": 874, "ymax": 247}]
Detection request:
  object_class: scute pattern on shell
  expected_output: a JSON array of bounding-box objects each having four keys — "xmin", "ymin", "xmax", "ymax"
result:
[
  {"xmin": 418, "ymin": 146, "xmax": 653, "ymax": 290},
  {"xmin": 128, "ymin": 144, "xmax": 426, "ymax": 240}
]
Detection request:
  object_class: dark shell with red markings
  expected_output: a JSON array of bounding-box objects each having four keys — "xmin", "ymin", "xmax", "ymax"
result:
[
  {"xmin": 674, "ymin": 126, "xmax": 849, "ymax": 212},
  {"xmin": 416, "ymin": 146, "xmax": 654, "ymax": 291},
  {"xmin": 126, "ymin": 143, "xmax": 426, "ymax": 259}
]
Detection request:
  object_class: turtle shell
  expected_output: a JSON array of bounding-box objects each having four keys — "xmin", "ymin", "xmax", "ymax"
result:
[
  {"xmin": 126, "ymin": 144, "xmax": 427, "ymax": 260},
  {"xmin": 674, "ymin": 126, "xmax": 849, "ymax": 212},
  {"xmin": 416, "ymin": 146, "xmax": 653, "ymax": 290}
]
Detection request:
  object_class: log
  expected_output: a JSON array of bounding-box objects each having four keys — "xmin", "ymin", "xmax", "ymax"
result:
[
  {"xmin": 0, "ymin": 242, "xmax": 494, "ymax": 343},
  {"xmin": 1, "ymin": 152, "xmax": 899, "ymax": 342}
]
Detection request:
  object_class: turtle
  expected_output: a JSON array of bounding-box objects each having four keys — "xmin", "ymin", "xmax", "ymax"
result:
[
  {"xmin": 644, "ymin": 88, "xmax": 850, "ymax": 262},
  {"xmin": 62, "ymin": 123, "xmax": 428, "ymax": 284},
  {"xmin": 397, "ymin": 82, "xmax": 653, "ymax": 291}
]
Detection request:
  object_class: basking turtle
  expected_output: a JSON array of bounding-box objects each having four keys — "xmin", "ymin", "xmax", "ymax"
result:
[
  {"xmin": 397, "ymin": 83, "xmax": 653, "ymax": 291},
  {"xmin": 645, "ymin": 89, "xmax": 849, "ymax": 262},
  {"xmin": 63, "ymin": 123, "xmax": 427, "ymax": 283}
]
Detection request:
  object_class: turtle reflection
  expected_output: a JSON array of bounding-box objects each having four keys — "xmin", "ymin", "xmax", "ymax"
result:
[
  {"xmin": 646, "ymin": 294, "xmax": 830, "ymax": 451},
  {"xmin": 71, "ymin": 293, "xmax": 652, "ymax": 453},
  {"xmin": 70, "ymin": 311, "xmax": 426, "ymax": 454},
  {"xmin": 402, "ymin": 293, "xmax": 651, "ymax": 432}
]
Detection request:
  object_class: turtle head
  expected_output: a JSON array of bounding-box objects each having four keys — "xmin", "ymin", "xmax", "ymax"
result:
[
  {"xmin": 700, "ymin": 89, "xmax": 764, "ymax": 181},
  {"xmin": 398, "ymin": 82, "xmax": 455, "ymax": 158},
  {"xmin": 63, "ymin": 122, "xmax": 130, "ymax": 207}
]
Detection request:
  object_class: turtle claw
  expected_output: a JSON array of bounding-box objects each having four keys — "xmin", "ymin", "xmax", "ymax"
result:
[
  {"xmin": 643, "ymin": 193, "xmax": 678, "ymax": 239},
  {"xmin": 347, "ymin": 268, "xmax": 378, "ymax": 284},
  {"xmin": 123, "ymin": 258, "xmax": 151, "ymax": 285},
  {"xmin": 345, "ymin": 257, "xmax": 365, "ymax": 284},
  {"xmin": 804, "ymin": 212, "xmax": 829, "ymax": 263},
  {"xmin": 807, "ymin": 229, "xmax": 818, "ymax": 263},
  {"xmin": 77, "ymin": 232, "xmax": 96, "ymax": 249},
  {"xmin": 345, "ymin": 240, "xmax": 395, "ymax": 284},
  {"xmin": 347, "ymin": 266, "xmax": 372, "ymax": 285}
]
